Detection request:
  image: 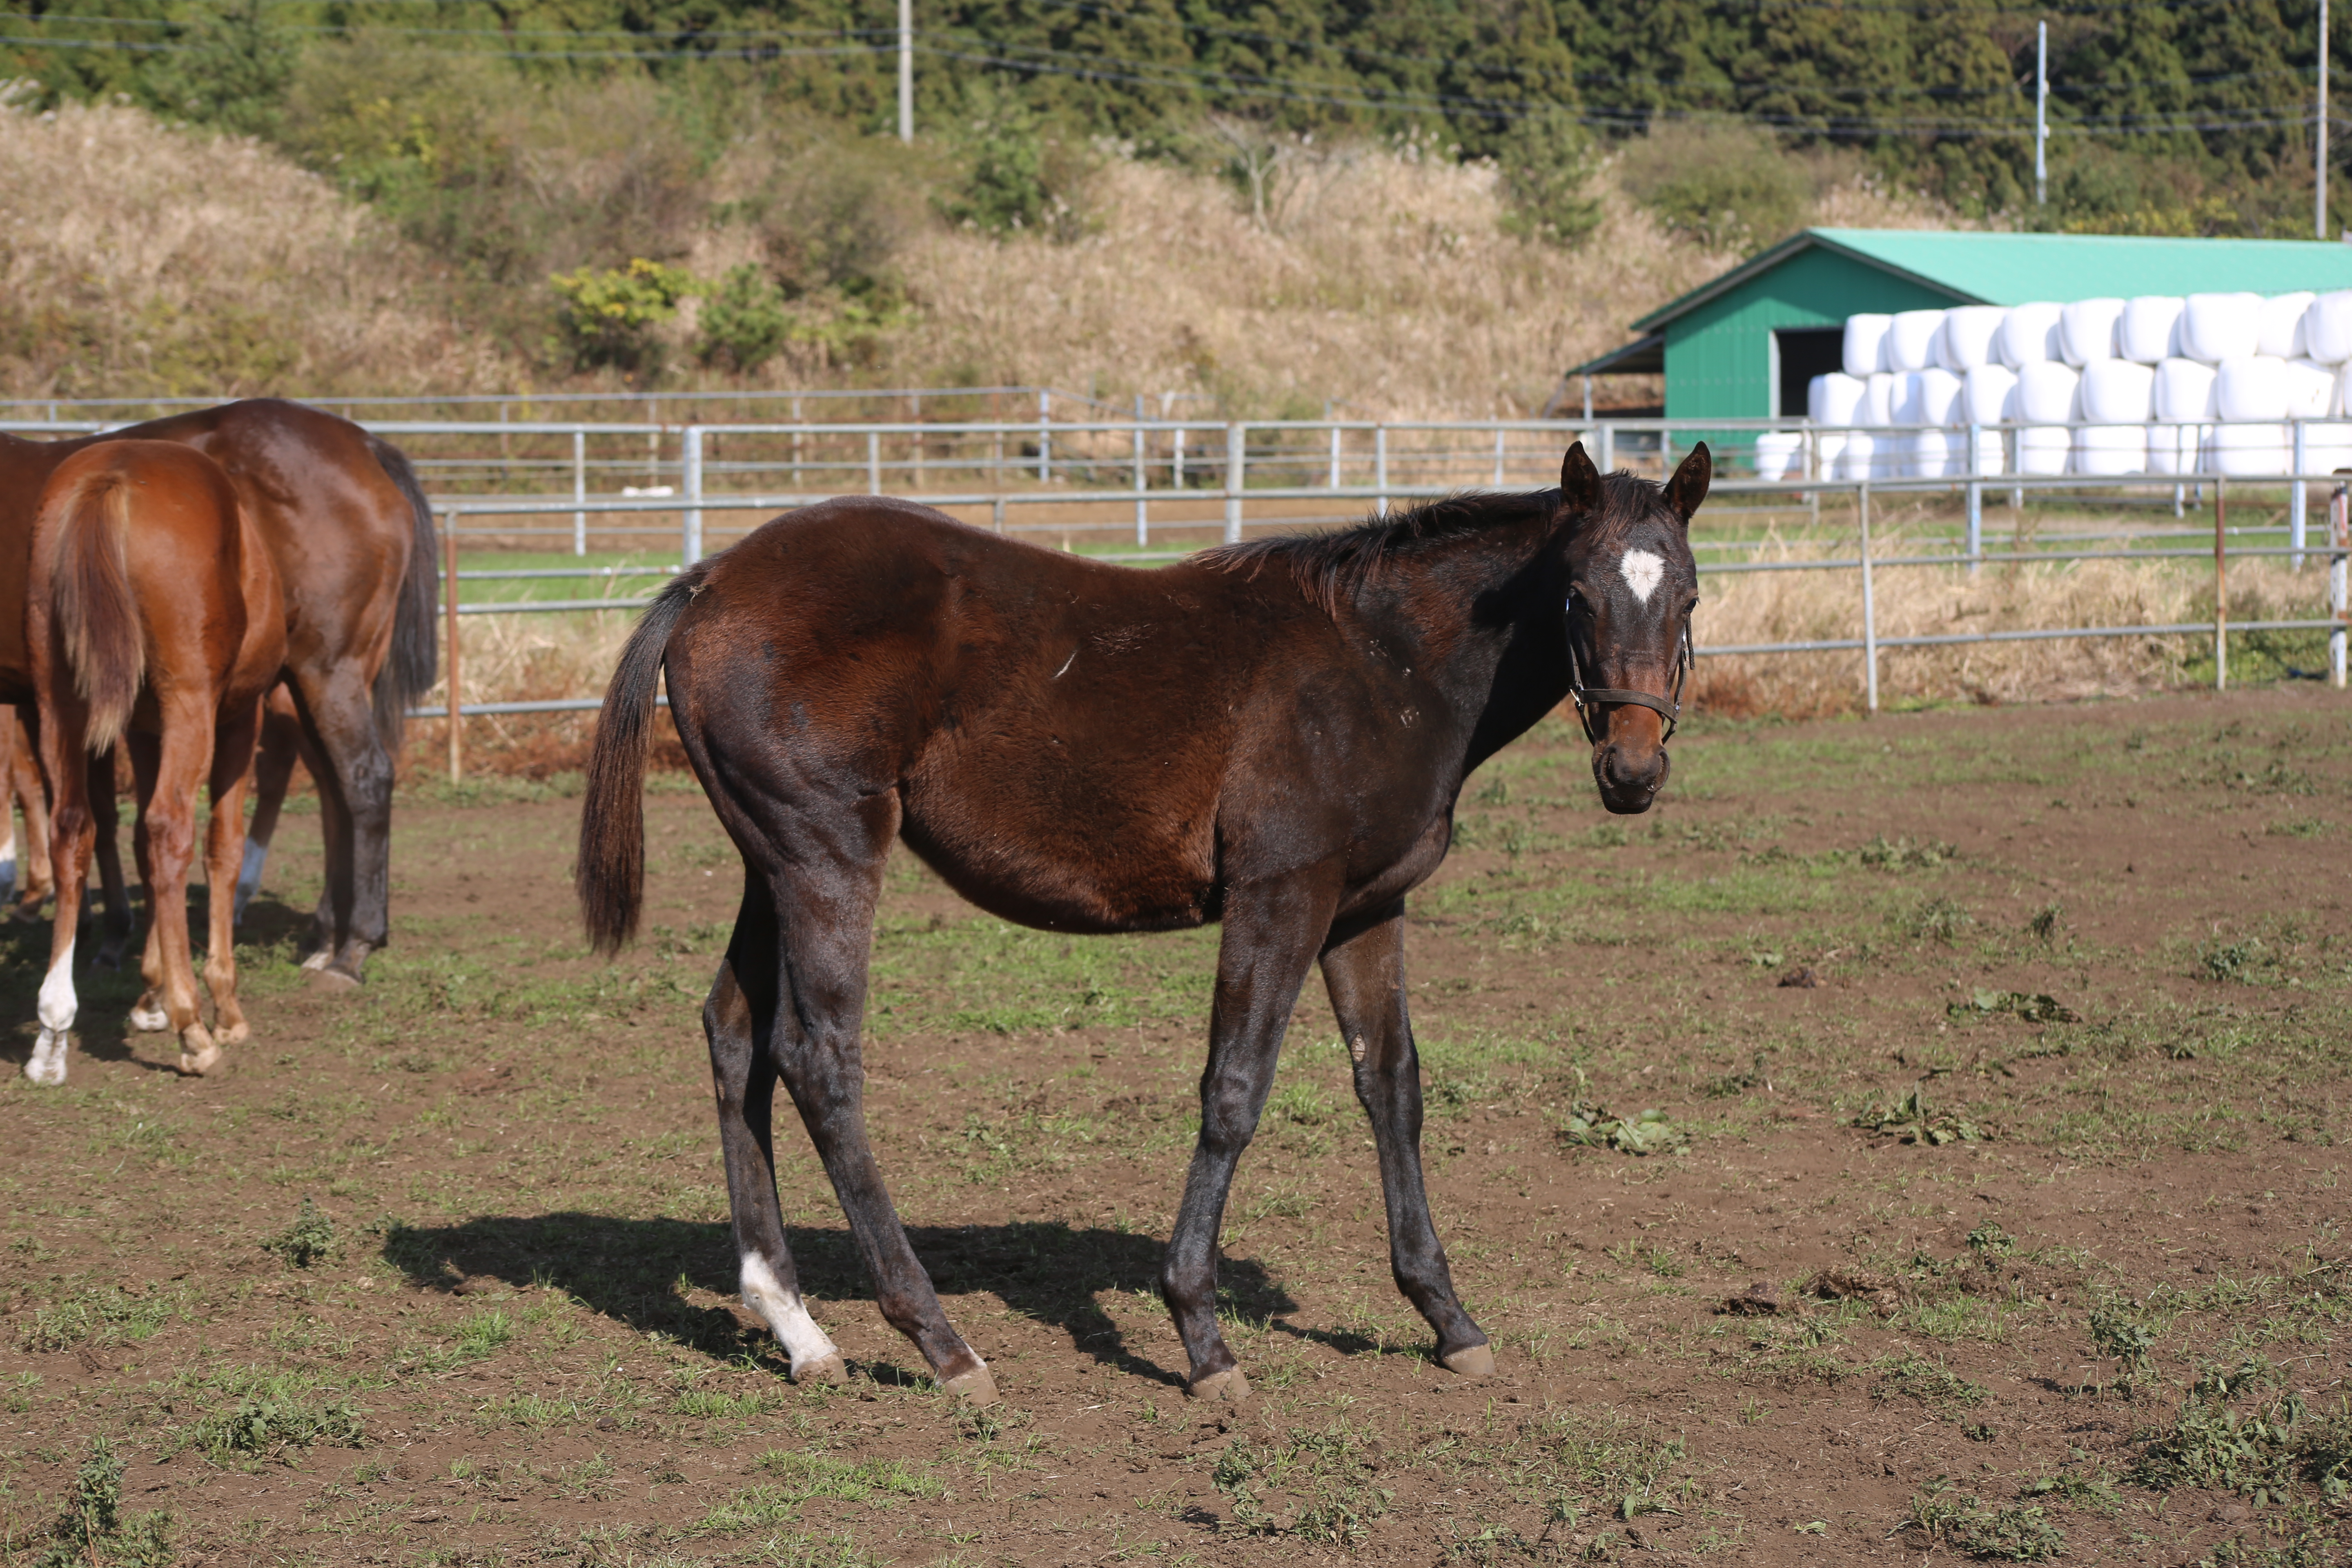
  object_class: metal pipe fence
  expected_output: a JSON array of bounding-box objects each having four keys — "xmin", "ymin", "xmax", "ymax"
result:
[{"xmin": 4, "ymin": 411, "xmax": 2343, "ymax": 775}]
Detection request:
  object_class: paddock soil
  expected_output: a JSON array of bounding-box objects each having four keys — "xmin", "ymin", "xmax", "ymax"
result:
[{"xmin": 4, "ymin": 690, "xmax": 2352, "ymax": 1567}]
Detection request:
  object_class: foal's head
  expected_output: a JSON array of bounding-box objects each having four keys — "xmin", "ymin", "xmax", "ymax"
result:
[{"xmin": 1550, "ymin": 441, "xmax": 1708, "ymax": 815}]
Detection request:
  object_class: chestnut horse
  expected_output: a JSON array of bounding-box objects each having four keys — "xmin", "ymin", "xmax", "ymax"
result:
[
  {"xmin": 0, "ymin": 399, "xmax": 436, "ymax": 984},
  {"xmin": 578, "ymin": 442, "xmax": 1708, "ymax": 1402},
  {"xmin": 21, "ymin": 443, "xmax": 284, "ymax": 1085}
]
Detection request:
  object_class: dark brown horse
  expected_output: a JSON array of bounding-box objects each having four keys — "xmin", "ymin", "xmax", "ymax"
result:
[
  {"xmin": 21, "ymin": 443, "xmax": 285, "ymax": 1084},
  {"xmin": 579, "ymin": 442, "xmax": 1708, "ymax": 1403},
  {"xmin": 0, "ymin": 400, "xmax": 437, "ymax": 983}
]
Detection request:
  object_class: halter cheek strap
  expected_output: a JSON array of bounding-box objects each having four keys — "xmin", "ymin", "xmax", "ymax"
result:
[{"xmin": 1567, "ymin": 612, "xmax": 1692, "ymax": 746}]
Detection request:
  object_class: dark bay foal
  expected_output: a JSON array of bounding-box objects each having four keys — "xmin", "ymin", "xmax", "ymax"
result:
[{"xmin": 578, "ymin": 442, "xmax": 1708, "ymax": 1403}]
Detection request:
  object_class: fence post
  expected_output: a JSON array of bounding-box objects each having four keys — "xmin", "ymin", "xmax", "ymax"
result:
[
  {"xmin": 681, "ymin": 426, "xmax": 704, "ymax": 564},
  {"xmin": 2332, "ymin": 477, "xmax": 2348, "ymax": 688},
  {"xmin": 2292, "ymin": 419, "xmax": 2310, "ymax": 570},
  {"xmin": 1224, "ymin": 423, "xmax": 1246, "ymax": 544},
  {"xmin": 572, "ymin": 429, "xmax": 587, "ymax": 557},
  {"xmin": 1038, "ymin": 389, "xmax": 1051, "ymax": 483},
  {"xmin": 1965, "ymin": 421, "xmax": 1983, "ymax": 574},
  {"xmin": 1173, "ymin": 426, "xmax": 1187, "ymax": 490},
  {"xmin": 1597, "ymin": 422, "xmax": 1614, "ymax": 477},
  {"xmin": 792, "ymin": 396, "xmax": 805, "ymax": 487},
  {"xmin": 2216, "ymin": 474, "xmax": 2229, "ymax": 692},
  {"xmin": 444, "ymin": 508, "xmax": 462, "ymax": 784},
  {"xmin": 1860, "ymin": 482, "xmax": 1878, "ymax": 715},
  {"xmin": 867, "ymin": 430, "xmax": 881, "ymax": 496},
  {"xmin": 1134, "ymin": 405, "xmax": 1148, "ymax": 548},
  {"xmin": 1328, "ymin": 425, "xmax": 1341, "ymax": 488},
  {"xmin": 1374, "ymin": 425, "xmax": 1390, "ymax": 517},
  {"xmin": 1492, "ymin": 427, "xmax": 1506, "ymax": 487}
]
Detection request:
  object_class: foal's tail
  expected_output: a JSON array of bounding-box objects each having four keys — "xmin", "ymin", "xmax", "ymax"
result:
[
  {"xmin": 48, "ymin": 469, "xmax": 145, "ymax": 753},
  {"xmin": 578, "ymin": 570, "xmax": 700, "ymax": 956}
]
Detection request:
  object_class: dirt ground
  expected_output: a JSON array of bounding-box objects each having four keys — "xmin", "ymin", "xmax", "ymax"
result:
[{"xmin": 3, "ymin": 689, "xmax": 2351, "ymax": 1567}]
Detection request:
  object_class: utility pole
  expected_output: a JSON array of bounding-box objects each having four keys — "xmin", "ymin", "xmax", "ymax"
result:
[
  {"xmin": 2035, "ymin": 19, "xmax": 2048, "ymax": 206},
  {"xmin": 898, "ymin": 0, "xmax": 913, "ymax": 143},
  {"xmin": 2322, "ymin": 0, "xmax": 2333, "ymax": 238}
]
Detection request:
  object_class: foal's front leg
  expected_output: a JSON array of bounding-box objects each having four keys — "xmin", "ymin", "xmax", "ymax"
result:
[
  {"xmin": 1161, "ymin": 875, "xmax": 1337, "ymax": 1400},
  {"xmin": 1321, "ymin": 901, "xmax": 1492, "ymax": 1374}
]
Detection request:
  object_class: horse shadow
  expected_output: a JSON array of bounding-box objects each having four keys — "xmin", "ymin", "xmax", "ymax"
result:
[{"xmin": 377, "ymin": 1212, "xmax": 1312, "ymax": 1387}]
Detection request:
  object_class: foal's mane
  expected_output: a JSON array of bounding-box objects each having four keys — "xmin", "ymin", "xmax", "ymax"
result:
[{"xmin": 1200, "ymin": 473, "xmax": 1655, "ymax": 617}]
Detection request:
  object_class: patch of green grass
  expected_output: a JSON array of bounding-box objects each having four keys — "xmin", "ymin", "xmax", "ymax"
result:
[
  {"xmin": 2132, "ymin": 1394, "xmax": 2352, "ymax": 1505},
  {"xmin": 1212, "ymin": 1424, "xmax": 1393, "ymax": 1545},
  {"xmin": 691, "ymin": 1452, "xmax": 944, "ymax": 1533},
  {"xmin": 24, "ymin": 1438, "xmax": 172, "ymax": 1568},
  {"xmin": 259, "ymin": 1197, "xmax": 339, "ymax": 1269},
  {"xmin": 14, "ymin": 1286, "xmax": 186, "ymax": 1354},
  {"xmin": 1900, "ymin": 1478, "xmax": 2064, "ymax": 1561},
  {"xmin": 1869, "ymin": 1352, "xmax": 1989, "ymax": 1412}
]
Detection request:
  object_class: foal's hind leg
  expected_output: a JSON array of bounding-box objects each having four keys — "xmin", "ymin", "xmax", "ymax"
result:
[
  {"xmin": 138, "ymin": 699, "xmax": 221, "ymax": 1074},
  {"xmin": 705, "ymin": 894, "xmax": 846, "ymax": 1385},
  {"xmin": 124, "ymin": 735, "xmax": 171, "ymax": 1031},
  {"xmin": 741, "ymin": 813, "xmax": 995, "ymax": 1402},
  {"xmin": 1320, "ymin": 901, "xmax": 1492, "ymax": 1375}
]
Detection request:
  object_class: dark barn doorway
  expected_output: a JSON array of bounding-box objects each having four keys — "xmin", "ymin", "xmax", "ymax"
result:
[{"xmin": 1774, "ymin": 327, "xmax": 1846, "ymax": 418}]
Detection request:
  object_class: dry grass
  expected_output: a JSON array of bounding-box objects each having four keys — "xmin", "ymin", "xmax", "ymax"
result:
[
  {"xmin": 1693, "ymin": 501, "xmax": 2319, "ymax": 719},
  {"xmin": 0, "ymin": 89, "xmax": 500, "ymax": 399}
]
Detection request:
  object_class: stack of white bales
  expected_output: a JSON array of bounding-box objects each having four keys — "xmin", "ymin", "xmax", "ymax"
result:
[{"xmin": 1800, "ymin": 290, "xmax": 2352, "ymax": 480}]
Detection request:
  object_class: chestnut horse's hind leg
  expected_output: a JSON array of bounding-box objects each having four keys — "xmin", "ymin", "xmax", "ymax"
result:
[
  {"xmin": 23, "ymin": 706, "xmax": 94, "ymax": 1087},
  {"xmin": 12, "ymin": 710, "xmax": 55, "ymax": 918},
  {"xmin": 136, "ymin": 697, "xmax": 221, "ymax": 1075},
  {"xmin": 1161, "ymin": 875, "xmax": 1340, "ymax": 1401},
  {"xmin": 731, "ymin": 810, "xmax": 996, "ymax": 1403},
  {"xmin": 704, "ymin": 901, "xmax": 846, "ymax": 1385},
  {"xmin": 1320, "ymin": 902, "xmax": 1493, "ymax": 1376},
  {"xmin": 202, "ymin": 697, "xmax": 265, "ymax": 1046},
  {"xmin": 125, "ymin": 735, "xmax": 171, "ymax": 1033}
]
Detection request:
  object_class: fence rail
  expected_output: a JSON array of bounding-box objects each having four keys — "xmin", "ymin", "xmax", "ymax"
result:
[{"xmin": 5, "ymin": 412, "xmax": 2343, "ymax": 777}]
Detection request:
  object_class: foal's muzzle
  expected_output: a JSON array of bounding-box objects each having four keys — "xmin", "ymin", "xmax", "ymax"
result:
[{"xmin": 1592, "ymin": 733, "xmax": 1671, "ymax": 815}]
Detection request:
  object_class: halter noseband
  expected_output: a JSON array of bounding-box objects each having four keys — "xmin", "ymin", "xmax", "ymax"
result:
[{"xmin": 1566, "ymin": 605, "xmax": 1692, "ymax": 747}]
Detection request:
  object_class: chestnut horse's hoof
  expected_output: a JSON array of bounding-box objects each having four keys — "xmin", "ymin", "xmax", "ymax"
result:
[
  {"xmin": 1440, "ymin": 1344, "xmax": 1495, "ymax": 1377},
  {"xmin": 177, "ymin": 1027, "xmax": 223, "ymax": 1077},
  {"xmin": 1185, "ymin": 1368, "xmax": 1250, "ymax": 1402},
  {"xmin": 129, "ymin": 993, "xmax": 169, "ymax": 1033},
  {"xmin": 304, "ymin": 965, "xmax": 361, "ymax": 994},
  {"xmin": 942, "ymin": 1364, "xmax": 998, "ymax": 1405},
  {"xmin": 792, "ymin": 1352, "xmax": 847, "ymax": 1386}
]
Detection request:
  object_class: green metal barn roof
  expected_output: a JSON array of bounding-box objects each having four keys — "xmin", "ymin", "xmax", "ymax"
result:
[{"xmin": 1627, "ymin": 229, "xmax": 2352, "ymax": 335}]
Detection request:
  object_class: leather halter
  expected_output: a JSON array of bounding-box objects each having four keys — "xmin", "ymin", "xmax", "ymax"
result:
[{"xmin": 1566, "ymin": 601, "xmax": 1692, "ymax": 746}]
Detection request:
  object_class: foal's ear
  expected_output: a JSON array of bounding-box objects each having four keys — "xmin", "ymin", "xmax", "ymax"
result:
[
  {"xmin": 1559, "ymin": 441, "xmax": 1602, "ymax": 517},
  {"xmin": 1665, "ymin": 442, "xmax": 1711, "ymax": 524}
]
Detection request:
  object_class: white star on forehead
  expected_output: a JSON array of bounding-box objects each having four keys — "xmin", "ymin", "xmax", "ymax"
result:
[{"xmin": 1619, "ymin": 548, "xmax": 1666, "ymax": 605}]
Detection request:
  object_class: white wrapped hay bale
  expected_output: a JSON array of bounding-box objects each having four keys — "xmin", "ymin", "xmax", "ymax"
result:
[
  {"xmin": 1812, "ymin": 432, "xmax": 1848, "ymax": 479},
  {"xmin": 1997, "ymin": 302, "xmax": 2064, "ymax": 369},
  {"xmin": 2017, "ymin": 427, "xmax": 2072, "ymax": 475},
  {"xmin": 2305, "ymin": 291, "xmax": 2352, "ymax": 365},
  {"xmin": 1843, "ymin": 314, "xmax": 1893, "ymax": 378},
  {"xmin": 1936, "ymin": 306, "xmax": 2007, "ymax": 372},
  {"xmin": 2060, "ymin": 298, "xmax": 2126, "ymax": 367},
  {"xmin": 2301, "ymin": 421, "xmax": 2352, "ymax": 475},
  {"xmin": 1752, "ymin": 432, "xmax": 1805, "ymax": 483},
  {"xmin": 2014, "ymin": 361, "xmax": 2082, "ymax": 425},
  {"xmin": 1861, "ymin": 372, "xmax": 1898, "ymax": 426},
  {"xmin": 2180, "ymin": 292, "xmax": 2263, "ymax": 363},
  {"xmin": 2283, "ymin": 358, "xmax": 2337, "ymax": 418},
  {"xmin": 1887, "ymin": 310, "xmax": 1946, "ymax": 373},
  {"xmin": 1835, "ymin": 431, "xmax": 1880, "ymax": 481},
  {"xmin": 2259, "ymin": 292, "xmax": 2316, "ymax": 359},
  {"xmin": 2149, "ymin": 359, "xmax": 2217, "ymax": 476},
  {"xmin": 2206, "ymin": 423, "xmax": 2287, "ymax": 477},
  {"xmin": 1810, "ymin": 372, "xmax": 1866, "ymax": 426},
  {"xmin": 2215, "ymin": 355, "xmax": 2290, "ymax": 422},
  {"xmin": 1893, "ymin": 369, "xmax": 1963, "ymax": 477},
  {"xmin": 2073, "ymin": 360, "xmax": 2155, "ymax": 476},
  {"xmin": 2117, "ymin": 297, "xmax": 2185, "ymax": 364},
  {"xmin": 1907, "ymin": 428, "xmax": 1959, "ymax": 479},
  {"xmin": 1961, "ymin": 363, "xmax": 2018, "ymax": 425}
]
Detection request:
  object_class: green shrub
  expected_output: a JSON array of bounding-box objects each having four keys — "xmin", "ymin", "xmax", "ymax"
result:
[
  {"xmin": 1496, "ymin": 105, "xmax": 1601, "ymax": 248},
  {"xmin": 1617, "ymin": 122, "xmax": 1831, "ymax": 255},
  {"xmin": 261, "ymin": 1197, "xmax": 338, "ymax": 1269},
  {"xmin": 549, "ymin": 258, "xmax": 697, "ymax": 374},
  {"xmin": 697, "ymin": 264, "xmax": 793, "ymax": 371}
]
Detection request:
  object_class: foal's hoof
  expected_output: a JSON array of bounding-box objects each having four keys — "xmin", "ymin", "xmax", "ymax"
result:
[
  {"xmin": 1185, "ymin": 1368, "xmax": 1250, "ymax": 1402},
  {"xmin": 218, "ymin": 1020, "xmax": 252, "ymax": 1048},
  {"xmin": 129, "ymin": 994, "xmax": 169, "ymax": 1033},
  {"xmin": 304, "ymin": 965, "xmax": 361, "ymax": 994},
  {"xmin": 177, "ymin": 1028, "xmax": 223, "ymax": 1078},
  {"xmin": 1440, "ymin": 1344, "xmax": 1496, "ymax": 1378},
  {"xmin": 942, "ymin": 1365, "xmax": 999, "ymax": 1406},
  {"xmin": 791, "ymin": 1352, "xmax": 847, "ymax": 1386}
]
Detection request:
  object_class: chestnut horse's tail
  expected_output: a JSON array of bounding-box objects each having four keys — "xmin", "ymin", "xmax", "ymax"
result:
[
  {"xmin": 578, "ymin": 569, "xmax": 701, "ymax": 956},
  {"xmin": 368, "ymin": 435, "xmax": 439, "ymax": 746},
  {"xmin": 48, "ymin": 469, "xmax": 145, "ymax": 753}
]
